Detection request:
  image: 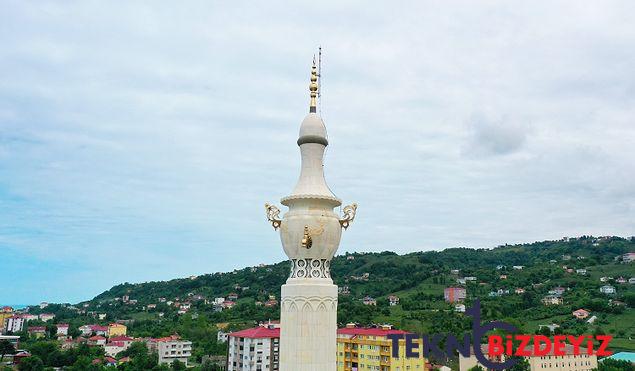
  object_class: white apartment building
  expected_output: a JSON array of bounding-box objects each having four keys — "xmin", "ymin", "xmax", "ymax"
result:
[
  {"xmin": 5, "ymin": 316, "xmax": 26, "ymax": 333},
  {"xmin": 227, "ymin": 323, "xmax": 280, "ymax": 371},
  {"xmin": 148, "ymin": 335, "xmax": 192, "ymax": 366}
]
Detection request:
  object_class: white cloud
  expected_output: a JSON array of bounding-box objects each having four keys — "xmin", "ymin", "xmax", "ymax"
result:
[{"xmin": 1, "ymin": 0, "xmax": 634, "ymax": 303}]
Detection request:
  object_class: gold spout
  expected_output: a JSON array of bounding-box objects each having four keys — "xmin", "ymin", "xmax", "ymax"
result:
[{"xmin": 301, "ymin": 225, "xmax": 313, "ymax": 249}]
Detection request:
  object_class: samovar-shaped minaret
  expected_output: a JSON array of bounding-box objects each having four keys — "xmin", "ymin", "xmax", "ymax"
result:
[{"xmin": 265, "ymin": 61, "xmax": 357, "ymax": 371}]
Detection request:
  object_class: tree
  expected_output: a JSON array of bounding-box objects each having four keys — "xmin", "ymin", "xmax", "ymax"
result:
[
  {"xmin": 200, "ymin": 359, "xmax": 222, "ymax": 371},
  {"xmin": 0, "ymin": 340, "xmax": 15, "ymax": 362},
  {"xmin": 597, "ymin": 358, "xmax": 635, "ymax": 371},
  {"xmin": 18, "ymin": 355, "xmax": 45, "ymax": 371},
  {"xmin": 468, "ymin": 366, "xmax": 484, "ymax": 371},
  {"xmin": 171, "ymin": 359, "xmax": 186, "ymax": 370}
]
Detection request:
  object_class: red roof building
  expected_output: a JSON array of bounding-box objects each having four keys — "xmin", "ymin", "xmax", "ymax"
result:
[
  {"xmin": 228, "ymin": 326, "xmax": 280, "ymax": 370},
  {"xmin": 229, "ymin": 326, "xmax": 281, "ymax": 339}
]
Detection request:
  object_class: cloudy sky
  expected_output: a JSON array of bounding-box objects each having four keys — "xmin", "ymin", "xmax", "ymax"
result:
[{"xmin": 1, "ymin": 1, "xmax": 634, "ymax": 304}]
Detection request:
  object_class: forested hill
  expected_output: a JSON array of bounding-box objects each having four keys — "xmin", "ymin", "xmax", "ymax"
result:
[
  {"xmin": 27, "ymin": 236, "xmax": 635, "ymax": 356},
  {"xmin": 89, "ymin": 236, "xmax": 633, "ymax": 306}
]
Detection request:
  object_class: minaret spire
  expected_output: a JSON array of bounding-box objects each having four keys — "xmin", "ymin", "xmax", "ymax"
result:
[{"xmin": 309, "ymin": 59, "xmax": 318, "ymax": 113}]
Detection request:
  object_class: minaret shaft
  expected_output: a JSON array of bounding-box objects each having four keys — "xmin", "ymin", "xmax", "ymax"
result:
[{"xmin": 266, "ymin": 60, "xmax": 357, "ymax": 371}]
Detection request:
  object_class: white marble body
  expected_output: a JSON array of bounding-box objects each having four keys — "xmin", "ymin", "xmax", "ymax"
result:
[{"xmin": 278, "ymin": 113, "xmax": 342, "ymax": 371}]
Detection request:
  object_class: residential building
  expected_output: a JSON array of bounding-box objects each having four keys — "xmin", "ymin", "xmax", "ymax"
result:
[
  {"xmin": 228, "ymin": 293, "xmax": 239, "ymax": 301},
  {"xmin": 572, "ymin": 309, "xmax": 590, "ymax": 319},
  {"xmin": 149, "ymin": 335, "xmax": 192, "ymax": 366},
  {"xmin": 6, "ymin": 315, "xmax": 26, "ymax": 333},
  {"xmin": 21, "ymin": 314, "xmax": 38, "ymax": 321},
  {"xmin": 388, "ymin": 295, "xmax": 400, "ymax": 306},
  {"xmin": 105, "ymin": 337, "xmax": 134, "ymax": 357},
  {"xmin": 538, "ymin": 324, "xmax": 560, "ymax": 333},
  {"xmin": 337, "ymin": 324, "xmax": 428, "ymax": 371},
  {"xmin": 512, "ymin": 265, "xmax": 524, "ymax": 270},
  {"xmin": 515, "ymin": 288, "xmax": 525, "ymax": 294},
  {"xmin": 56, "ymin": 323, "xmax": 69, "ymax": 336},
  {"xmin": 621, "ymin": 252, "xmax": 635, "ymax": 263},
  {"xmin": 222, "ymin": 301, "xmax": 236, "ymax": 309},
  {"xmin": 107, "ymin": 323, "xmax": 127, "ymax": 337},
  {"xmin": 217, "ymin": 330, "xmax": 229, "ymax": 343},
  {"xmin": 227, "ymin": 324, "xmax": 280, "ymax": 371},
  {"xmin": 616, "ymin": 276, "xmax": 627, "ymax": 284},
  {"xmin": 542, "ymin": 295, "xmax": 563, "ymax": 306},
  {"xmin": 444, "ymin": 287, "xmax": 467, "ymax": 303},
  {"xmin": 549, "ymin": 287, "xmax": 566, "ymax": 296},
  {"xmin": 0, "ymin": 312, "xmax": 13, "ymax": 333},
  {"xmin": 459, "ymin": 344, "xmax": 597, "ymax": 371},
  {"xmin": 630, "ymin": 278, "xmax": 635, "ymax": 284},
  {"xmin": 88, "ymin": 335, "xmax": 107, "ymax": 346},
  {"xmin": 0, "ymin": 335, "xmax": 20, "ymax": 349},
  {"xmin": 362, "ymin": 296, "xmax": 377, "ymax": 306},
  {"xmin": 39, "ymin": 313, "xmax": 55, "ymax": 322},
  {"xmin": 28, "ymin": 326, "xmax": 46, "ymax": 339},
  {"xmin": 455, "ymin": 304, "xmax": 466, "ymax": 313},
  {"xmin": 576, "ymin": 269, "xmax": 587, "ymax": 275},
  {"xmin": 79, "ymin": 324, "xmax": 93, "ymax": 336},
  {"xmin": 600, "ymin": 285, "xmax": 616, "ymax": 294}
]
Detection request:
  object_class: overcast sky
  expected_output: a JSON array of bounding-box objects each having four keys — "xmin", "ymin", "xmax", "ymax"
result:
[{"xmin": 1, "ymin": 1, "xmax": 634, "ymax": 304}]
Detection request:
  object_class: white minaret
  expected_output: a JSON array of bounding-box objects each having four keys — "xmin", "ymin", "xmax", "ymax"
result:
[{"xmin": 265, "ymin": 60, "xmax": 357, "ymax": 371}]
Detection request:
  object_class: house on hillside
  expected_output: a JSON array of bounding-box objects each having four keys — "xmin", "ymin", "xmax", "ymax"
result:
[
  {"xmin": 576, "ymin": 269, "xmax": 587, "ymax": 275},
  {"xmin": 88, "ymin": 335, "xmax": 107, "ymax": 346},
  {"xmin": 512, "ymin": 266, "xmax": 524, "ymax": 270},
  {"xmin": 108, "ymin": 323, "xmax": 127, "ymax": 337},
  {"xmin": 455, "ymin": 304, "xmax": 466, "ymax": 313},
  {"xmin": 388, "ymin": 295, "xmax": 400, "ymax": 306},
  {"xmin": 573, "ymin": 309, "xmax": 590, "ymax": 319},
  {"xmin": 600, "ymin": 285, "xmax": 616, "ymax": 294},
  {"xmin": 549, "ymin": 287, "xmax": 566, "ymax": 296},
  {"xmin": 28, "ymin": 326, "xmax": 46, "ymax": 339},
  {"xmin": 542, "ymin": 295, "xmax": 563, "ymax": 306},
  {"xmin": 444, "ymin": 287, "xmax": 467, "ymax": 303},
  {"xmin": 515, "ymin": 288, "xmax": 525, "ymax": 294},
  {"xmin": 39, "ymin": 313, "xmax": 55, "ymax": 322},
  {"xmin": 616, "ymin": 277, "xmax": 626, "ymax": 284},
  {"xmin": 56, "ymin": 324, "xmax": 69, "ymax": 336},
  {"xmin": 362, "ymin": 296, "xmax": 377, "ymax": 306},
  {"xmin": 620, "ymin": 252, "xmax": 635, "ymax": 263},
  {"xmin": 91, "ymin": 325, "xmax": 108, "ymax": 336}
]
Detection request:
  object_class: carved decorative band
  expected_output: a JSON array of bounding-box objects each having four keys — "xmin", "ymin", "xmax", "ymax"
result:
[
  {"xmin": 289, "ymin": 258, "xmax": 331, "ymax": 279},
  {"xmin": 281, "ymin": 296, "xmax": 338, "ymax": 312}
]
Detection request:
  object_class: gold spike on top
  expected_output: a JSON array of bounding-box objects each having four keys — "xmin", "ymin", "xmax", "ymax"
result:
[{"xmin": 309, "ymin": 60, "xmax": 318, "ymax": 113}]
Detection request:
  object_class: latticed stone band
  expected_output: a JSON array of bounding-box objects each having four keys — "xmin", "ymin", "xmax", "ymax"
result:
[{"xmin": 289, "ymin": 258, "xmax": 331, "ymax": 279}]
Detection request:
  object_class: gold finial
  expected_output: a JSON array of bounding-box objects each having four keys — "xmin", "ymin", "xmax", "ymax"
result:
[{"xmin": 309, "ymin": 59, "xmax": 318, "ymax": 113}]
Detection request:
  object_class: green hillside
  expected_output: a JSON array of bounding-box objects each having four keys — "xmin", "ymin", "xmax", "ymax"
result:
[{"xmin": 26, "ymin": 236, "xmax": 635, "ymax": 363}]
